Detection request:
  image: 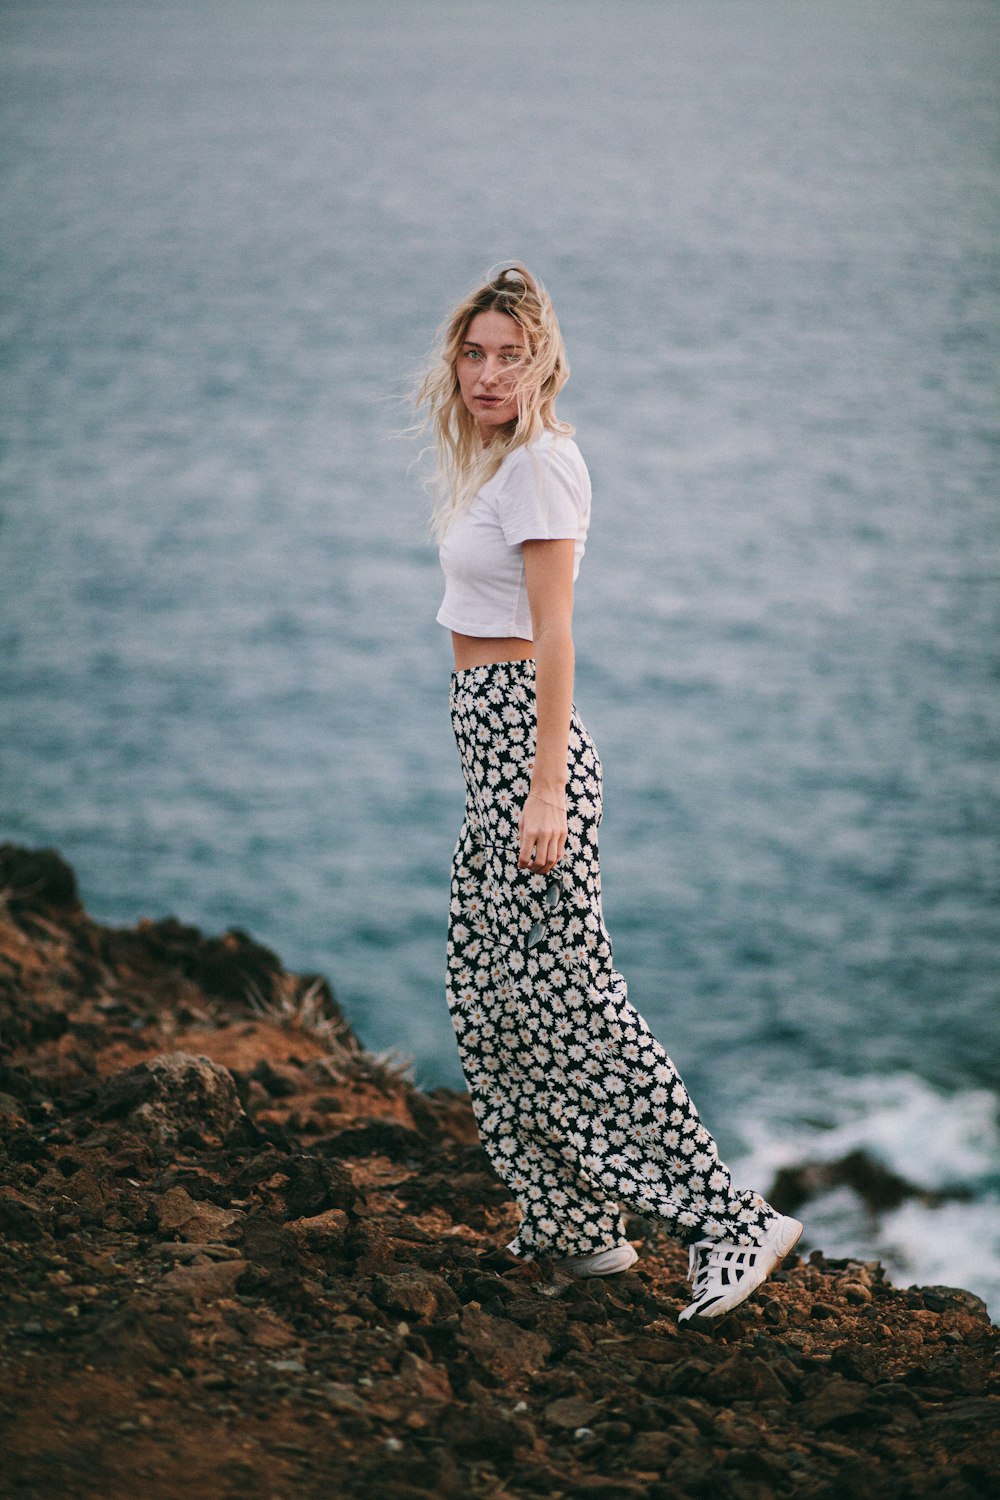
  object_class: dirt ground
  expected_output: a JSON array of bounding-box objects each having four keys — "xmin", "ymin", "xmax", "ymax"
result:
[{"xmin": 1, "ymin": 844, "xmax": 997, "ymax": 1499}]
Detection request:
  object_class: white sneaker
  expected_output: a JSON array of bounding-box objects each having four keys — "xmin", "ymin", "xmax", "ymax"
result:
[
  {"xmin": 556, "ymin": 1243, "xmax": 639, "ymax": 1278},
  {"xmin": 678, "ymin": 1215, "xmax": 802, "ymax": 1323}
]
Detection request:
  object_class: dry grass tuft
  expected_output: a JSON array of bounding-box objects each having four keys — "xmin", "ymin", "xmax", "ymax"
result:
[{"xmin": 246, "ymin": 975, "xmax": 356, "ymax": 1045}]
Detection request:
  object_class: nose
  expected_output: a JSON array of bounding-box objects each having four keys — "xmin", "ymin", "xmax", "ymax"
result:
[{"xmin": 479, "ymin": 356, "xmax": 505, "ymax": 388}]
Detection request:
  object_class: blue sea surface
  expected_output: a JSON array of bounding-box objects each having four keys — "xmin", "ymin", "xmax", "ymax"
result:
[{"xmin": 2, "ymin": 0, "xmax": 998, "ymax": 1305}]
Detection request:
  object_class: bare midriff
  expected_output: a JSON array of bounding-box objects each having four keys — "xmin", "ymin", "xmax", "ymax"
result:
[{"xmin": 450, "ymin": 632, "xmax": 535, "ymax": 672}]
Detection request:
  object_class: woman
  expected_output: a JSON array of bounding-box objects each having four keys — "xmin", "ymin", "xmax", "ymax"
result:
[{"xmin": 416, "ymin": 264, "xmax": 802, "ymax": 1322}]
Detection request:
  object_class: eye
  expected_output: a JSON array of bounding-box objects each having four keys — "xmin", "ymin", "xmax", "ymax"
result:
[{"xmin": 502, "ymin": 351, "xmax": 523, "ymax": 363}]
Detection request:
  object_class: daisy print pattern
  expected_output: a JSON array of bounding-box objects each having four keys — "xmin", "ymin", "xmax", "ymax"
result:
[{"xmin": 446, "ymin": 659, "xmax": 779, "ymax": 1261}]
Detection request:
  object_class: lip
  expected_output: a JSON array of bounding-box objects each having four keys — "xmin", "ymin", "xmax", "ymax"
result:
[{"xmin": 476, "ymin": 396, "xmax": 503, "ymax": 405}]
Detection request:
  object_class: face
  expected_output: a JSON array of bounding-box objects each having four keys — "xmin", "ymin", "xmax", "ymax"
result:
[{"xmin": 456, "ymin": 309, "xmax": 526, "ymax": 439}]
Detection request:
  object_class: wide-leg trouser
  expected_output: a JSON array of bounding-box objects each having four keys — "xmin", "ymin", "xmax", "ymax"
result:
[{"xmin": 446, "ymin": 658, "xmax": 779, "ymax": 1260}]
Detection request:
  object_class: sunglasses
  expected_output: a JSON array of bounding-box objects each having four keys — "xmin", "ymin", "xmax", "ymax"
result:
[{"xmin": 527, "ymin": 876, "xmax": 563, "ymax": 951}]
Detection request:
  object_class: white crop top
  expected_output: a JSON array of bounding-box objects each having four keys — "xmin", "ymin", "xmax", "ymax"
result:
[{"xmin": 436, "ymin": 430, "xmax": 592, "ymax": 640}]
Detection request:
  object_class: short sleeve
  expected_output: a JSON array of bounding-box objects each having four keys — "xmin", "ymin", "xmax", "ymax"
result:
[{"xmin": 497, "ymin": 440, "xmax": 589, "ymax": 547}]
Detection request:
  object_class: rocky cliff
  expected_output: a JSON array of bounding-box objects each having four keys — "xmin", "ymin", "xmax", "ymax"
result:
[{"xmin": 1, "ymin": 845, "xmax": 996, "ymax": 1499}]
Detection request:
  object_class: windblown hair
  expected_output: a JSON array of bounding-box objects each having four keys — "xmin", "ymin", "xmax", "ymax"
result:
[{"xmin": 413, "ymin": 263, "xmax": 573, "ymax": 538}]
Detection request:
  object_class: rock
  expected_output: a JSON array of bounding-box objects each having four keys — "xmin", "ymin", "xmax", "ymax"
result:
[
  {"xmin": 87, "ymin": 1296, "xmax": 192, "ymax": 1372},
  {"xmin": 703, "ymin": 1354, "xmax": 789, "ymax": 1404},
  {"xmin": 566, "ymin": 1478, "xmax": 651, "ymax": 1498},
  {"xmin": 621, "ymin": 1334, "xmax": 676, "ymax": 1364},
  {"xmin": 0, "ymin": 1091, "xmax": 27, "ymax": 1126},
  {"xmin": 455, "ymin": 1306, "xmax": 551, "ymax": 1382},
  {"xmin": 92, "ymin": 1052, "xmax": 244, "ymax": 1149},
  {"xmin": 371, "ymin": 1270, "xmax": 459, "ymax": 1322},
  {"xmin": 280, "ymin": 1154, "xmax": 357, "ymax": 1218},
  {"xmin": 544, "ymin": 1395, "xmax": 603, "ymax": 1429},
  {"xmin": 713, "ymin": 1408, "xmax": 766, "ymax": 1447},
  {"xmin": 630, "ymin": 1430, "xmax": 687, "ymax": 1466},
  {"xmin": 129, "ymin": 917, "xmax": 287, "ymax": 1006},
  {"xmin": 845, "ymin": 1260, "xmax": 886, "ymax": 1287},
  {"xmin": 917, "ymin": 1285, "xmax": 990, "ymax": 1319},
  {"xmin": 321, "ymin": 1383, "xmax": 369, "ymax": 1415},
  {"xmin": 342, "ymin": 1218, "xmax": 399, "ymax": 1272},
  {"xmin": 769, "ymin": 1148, "xmax": 968, "ymax": 1214},
  {"xmin": 286, "ymin": 1207, "xmax": 351, "ymax": 1253},
  {"xmin": 154, "ymin": 1186, "xmax": 240, "ymax": 1241},
  {"xmin": 658, "ymin": 1358, "xmax": 715, "ymax": 1398},
  {"xmin": 927, "ymin": 1396, "xmax": 1000, "ymax": 1431},
  {"xmin": 800, "ymin": 1375, "xmax": 871, "ymax": 1429},
  {"xmin": 436, "ymin": 1402, "xmax": 533, "ymax": 1460},
  {"xmin": 317, "ymin": 1120, "xmax": 425, "ymax": 1162},
  {"xmin": 150, "ymin": 1241, "xmax": 243, "ymax": 1263},
  {"xmin": 237, "ymin": 1211, "xmax": 302, "ymax": 1272},
  {"xmin": 830, "ymin": 1346, "xmax": 881, "ymax": 1385},
  {"xmin": 0, "ymin": 1186, "xmax": 47, "ymax": 1241},
  {"xmin": 158, "ymin": 1257, "xmax": 246, "ymax": 1302},
  {"xmin": 224, "ymin": 1307, "xmax": 299, "ymax": 1350},
  {"xmin": 409, "ymin": 1087, "xmax": 482, "ymax": 1148},
  {"xmin": 249, "ymin": 1058, "xmax": 301, "ymax": 1098},
  {"xmin": 0, "ymin": 845, "xmax": 80, "ymax": 913},
  {"xmin": 395, "ymin": 1350, "xmax": 452, "ymax": 1403},
  {"xmin": 231, "ymin": 1147, "xmax": 359, "ymax": 1218}
]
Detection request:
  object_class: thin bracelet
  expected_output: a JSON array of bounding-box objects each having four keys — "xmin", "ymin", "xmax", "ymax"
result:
[{"xmin": 531, "ymin": 792, "xmax": 567, "ymax": 810}]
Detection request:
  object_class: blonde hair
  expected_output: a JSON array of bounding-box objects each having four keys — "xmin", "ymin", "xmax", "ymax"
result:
[{"xmin": 413, "ymin": 263, "xmax": 573, "ymax": 537}]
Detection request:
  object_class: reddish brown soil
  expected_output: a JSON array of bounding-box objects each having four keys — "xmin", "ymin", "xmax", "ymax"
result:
[{"xmin": 1, "ymin": 844, "xmax": 996, "ymax": 1499}]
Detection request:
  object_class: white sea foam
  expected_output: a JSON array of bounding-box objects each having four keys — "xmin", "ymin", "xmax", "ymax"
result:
[
  {"xmin": 736, "ymin": 1072, "xmax": 1000, "ymax": 1189},
  {"xmin": 729, "ymin": 1071, "xmax": 1000, "ymax": 1316}
]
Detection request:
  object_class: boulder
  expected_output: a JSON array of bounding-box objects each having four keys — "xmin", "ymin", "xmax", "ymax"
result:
[
  {"xmin": 0, "ymin": 845, "xmax": 80, "ymax": 913},
  {"xmin": 92, "ymin": 1052, "xmax": 245, "ymax": 1149}
]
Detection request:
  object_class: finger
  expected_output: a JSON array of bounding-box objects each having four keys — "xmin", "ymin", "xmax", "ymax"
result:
[
  {"xmin": 547, "ymin": 833, "xmax": 561, "ymax": 869},
  {"xmin": 536, "ymin": 836, "xmax": 556, "ymax": 874},
  {"xmin": 526, "ymin": 842, "xmax": 545, "ymax": 872}
]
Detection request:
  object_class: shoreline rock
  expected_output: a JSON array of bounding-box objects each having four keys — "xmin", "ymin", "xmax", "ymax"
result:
[{"xmin": 1, "ymin": 843, "xmax": 997, "ymax": 1498}]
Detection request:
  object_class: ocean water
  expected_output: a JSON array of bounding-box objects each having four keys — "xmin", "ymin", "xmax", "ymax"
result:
[{"xmin": 2, "ymin": 1, "xmax": 998, "ymax": 1307}]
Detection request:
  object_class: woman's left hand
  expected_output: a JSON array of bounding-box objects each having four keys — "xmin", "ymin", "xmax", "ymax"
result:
[{"xmin": 518, "ymin": 789, "xmax": 567, "ymax": 873}]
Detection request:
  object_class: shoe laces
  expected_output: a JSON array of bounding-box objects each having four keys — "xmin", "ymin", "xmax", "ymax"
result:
[
  {"xmin": 686, "ymin": 1236, "xmax": 753, "ymax": 1284},
  {"xmin": 687, "ymin": 1237, "xmax": 718, "ymax": 1282}
]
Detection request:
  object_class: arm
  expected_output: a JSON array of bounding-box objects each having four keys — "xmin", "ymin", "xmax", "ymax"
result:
[{"xmin": 518, "ymin": 537, "xmax": 577, "ymax": 873}]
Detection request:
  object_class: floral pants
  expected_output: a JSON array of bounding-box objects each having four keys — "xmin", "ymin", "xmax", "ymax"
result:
[{"xmin": 446, "ymin": 658, "xmax": 779, "ymax": 1260}]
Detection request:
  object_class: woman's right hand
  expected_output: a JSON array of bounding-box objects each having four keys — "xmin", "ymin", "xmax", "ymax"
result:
[{"xmin": 517, "ymin": 788, "xmax": 567, "ymax": 873}]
